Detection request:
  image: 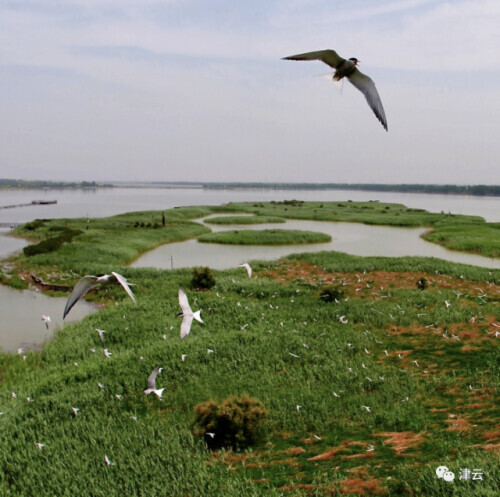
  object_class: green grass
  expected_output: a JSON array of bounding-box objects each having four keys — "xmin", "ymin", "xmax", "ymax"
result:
[
  {"xmin": 1, "ymin": 201, "xmax": 499, "ymax": 495},
  {"xmin": 8, "ymin": 201, "xmax": 499, "ymax": 271},
  {"xmin": 198, "ymin": 229, "xmax": 331, "ymax": 245},
  {"xmin": 423, "ymin": 223, "xmax": 500, "ymax": 258},
  {"xmin": 5, "ymin": 208, "xmax": 211, "ymax": 288},
  {"xmin": 1, "ymin": 247, "xmax": 499, "ymax": 495},
  {"xmin": 223, "ymin": 200, "xmax": 485, "ymax": 227},
  {"xmin": 204, "ymin": 215, "xmax": 286, "ymax": 225}
]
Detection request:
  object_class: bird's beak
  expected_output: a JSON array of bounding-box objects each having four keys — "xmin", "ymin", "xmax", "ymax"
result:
[{"xmin": 355, "ymin": 60, "xmax": 360, "ymax": 66}]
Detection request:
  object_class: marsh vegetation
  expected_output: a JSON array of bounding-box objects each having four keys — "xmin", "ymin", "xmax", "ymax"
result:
[
  {"xmin": 1, "ymin": 201, "xmax": 499, "ymax": 496},
  {"xmin": 198, "ymin": 229, "xmax": 331, "ymax": 245}
]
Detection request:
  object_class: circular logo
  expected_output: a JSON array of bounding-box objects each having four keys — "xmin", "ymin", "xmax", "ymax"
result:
[
  {"xmin": 436, "ymin": 466, "xmax": 449, "ymax": 478},
  {"xmin": 443, "ymin": 471, "xmax": 455, "ymax": 482}
]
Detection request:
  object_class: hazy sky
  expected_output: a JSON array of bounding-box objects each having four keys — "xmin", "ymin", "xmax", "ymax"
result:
[{"xmin": 1, "ymin": 0, "xmax": 499, "ymax": 184}]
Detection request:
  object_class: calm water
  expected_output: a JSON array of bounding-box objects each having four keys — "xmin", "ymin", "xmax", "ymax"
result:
[
  {"xmin": 1, "ymin": 187, "xmax": 499, "ymax": 352},
  {"xmin": 1, "ymin": 187, "xmax": 499, "ymax": 224},
  {"xmin": 0, "ymin": 284, "xmax": 96, "ymax": 353},
  {"xmin": 132, "ymin": 217, "xmax": 500, "ymax": 270}
]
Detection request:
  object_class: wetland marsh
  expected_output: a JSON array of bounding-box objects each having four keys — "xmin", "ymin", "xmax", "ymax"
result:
[{"xmin": 1, "ymin": 200, "xmax": 499, "ymax": 496}]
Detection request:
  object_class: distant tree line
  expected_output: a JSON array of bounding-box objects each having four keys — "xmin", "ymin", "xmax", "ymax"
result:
[
  {"xmin": 0, "ymin": 179, "xmax": 112, "ymax": 189},
  {"xmin": 201, "ymin": 183, "xmax": 500, "ymax": 196}
]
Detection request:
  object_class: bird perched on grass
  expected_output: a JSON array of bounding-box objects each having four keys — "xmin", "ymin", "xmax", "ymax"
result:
[
  {"xmin": 282, "ymin": 49, "xmax": 387, "ymax": 130},
  {"xmin": 63, "ymin": 272, "xmax": 136, "ymax": 319},
  {"xmin": 177, "ymin": 287, "xmax": 204, "ymax": 339}
]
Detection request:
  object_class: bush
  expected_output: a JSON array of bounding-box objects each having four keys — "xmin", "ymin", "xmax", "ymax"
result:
[
  {"xmin": 22, "ymin": 219, "xmax": 46, "ymax": 231},
  {"xmin": 23, "ymin": 228, "xmax": 83, "ymax": 257},
  {"xmin": 193, "ymin": 395, "xmax": 268, "ymax": 450},
  {"xmin": 191, "ymin": 266, "xmax": 216, "ymax": 289},
  {"xmin": 320, "ymin": 284, "xmax": 346, "ymax": 303}
]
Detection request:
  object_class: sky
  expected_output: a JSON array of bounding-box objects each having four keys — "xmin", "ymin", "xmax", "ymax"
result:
[{"xmin": 1, "ymin": 0, "xmax": 499, "ymax": 184}]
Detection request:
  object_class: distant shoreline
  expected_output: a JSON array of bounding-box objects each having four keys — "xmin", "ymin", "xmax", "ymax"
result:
[{"xmin": 1, "ymin": 179, "xmax": 499, "ymax": 197}]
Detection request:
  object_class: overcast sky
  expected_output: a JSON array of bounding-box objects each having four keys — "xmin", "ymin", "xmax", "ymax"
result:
[{"xmin": 1, "ymin": 0, "xmax": 499, "ymax": 184}]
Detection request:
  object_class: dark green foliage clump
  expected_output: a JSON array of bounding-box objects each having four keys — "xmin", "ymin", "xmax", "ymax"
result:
[
  {"xmin": 194, "ymin": 395, "xmax": 268, "ymax": 450},
  {"xmin": 22, "ymin": 219, "xmax": 46, "ymax": 231},
  {"xmin": 23, "ymin": 228, "xmax": 83, "ymax": 256},
  {"xmin": 192, "ymin": 266, "xmax": 216, "ymax": 289},
  {"xmin": 320, "ymin": 284, "xmax": 347, "ymax": 303}
]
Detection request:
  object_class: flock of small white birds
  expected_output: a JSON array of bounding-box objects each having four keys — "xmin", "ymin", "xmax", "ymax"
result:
[
  {"xmin": 7, "ymin": 263, "xmax": 254, "ymax": 462},
  {"xmin": 9, "ymin": 260, "xmax": 499, "ymax": 464}
]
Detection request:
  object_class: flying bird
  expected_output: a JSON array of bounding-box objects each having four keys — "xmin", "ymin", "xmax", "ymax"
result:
[
  {"xmin": 96, "ymin": 329, "xmax": 106, "ymax": 341},
  {"xmin": 63, "ymin": 272, "xmax": 136, "ymax": 319},
  {"xmin": 41, "ymin": 315, "xmax": 51, "ymax": 329},
  {"xmin": 282, "ymin": 49, "xmax": 388, "ymax": 130},
  {"xmin": 104, "ymin": 455, "xmax": 115, "ymax": 466},
  {"xmin": 177, "ymin": 287, "xmax": 203, "ymax": 339},
  {"xmin": 239, "ymin": 263, "xmax": 252, "ymax": 278},
  {"xmin": 144, "ymin": 366, "xmax": 165, "ymax": 400}
]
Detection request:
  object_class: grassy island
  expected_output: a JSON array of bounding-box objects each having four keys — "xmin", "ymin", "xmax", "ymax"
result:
[
  {"xmin": 1, "ymin": 201, "xmax": 499, "ymax": 496},
  {"xmin": 204, "ymin": 215, "xmax": 286, "ymax": 225},
  {"xmin": 198, "ymin": 229, "xmax": 331, "ymax": 245}
]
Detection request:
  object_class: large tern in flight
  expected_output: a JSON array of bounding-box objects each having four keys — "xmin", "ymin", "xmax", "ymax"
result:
[{"xmin": 282, "ymin": 49, "xmax": 387, "ymax": 130}]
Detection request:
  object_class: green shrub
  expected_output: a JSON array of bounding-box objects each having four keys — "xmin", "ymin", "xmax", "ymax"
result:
[
  {"xmin": 22, "ymin": 219, "xmax": 46, "ymax": 231},
  {"xmin": 320, "ymin": 284, "xmax": 347, "ymax": 303},
  {"xmin": 193, "ymin": 395, "xmax": 268, "ymax": 450},
  {"xmin": 23, "ymin": 228, "xmax": 83, "ymax": 257},
  {"xmin": 191, "ymin": 266, "xmax": 216, "ymax": 289}
]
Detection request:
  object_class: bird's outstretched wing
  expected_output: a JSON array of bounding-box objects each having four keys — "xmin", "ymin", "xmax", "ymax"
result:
[
  {"xmin": 178, "ymin": 287, "xmax": 192, "ymax": 315},
  {"xmin": 147, "ymin": 366, "xmax": 162, "ymax": 390},
  {"xmin": 239, "ymin": 263, "xmax": 252, "ymax": 278},
  {"xmin": 347, "ymin": 68, "xmax": 388, "ymax": 131},
  {"xmin": 282, "ymin": 49, "xmax": 344, "ymax": 69},
  {"xmin": 111, "ymin": 272, "xmax": 136, "ymax": 304},
  {"xmin": 63, "ymin": 276, "xmax": 98, "ymax": 319},
  {"xmin": 180, "ymin": 314, "xmax": 194, "ymax": 340}
]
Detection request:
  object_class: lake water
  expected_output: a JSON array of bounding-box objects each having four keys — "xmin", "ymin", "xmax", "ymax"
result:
[
  {"xmin": 0, "ymin": 283, "xmax": 96, "ymax": 353},
  {"xmin": 1, "ymin": 187, "xmax": 499, "ymax": 352},
  {"xmin": 132, "ymin": 217, "xmax": 500, "ymax": 270},
  {"xmin": 1, "ymin": 187, "xmax": 499, "ymax": 224}
]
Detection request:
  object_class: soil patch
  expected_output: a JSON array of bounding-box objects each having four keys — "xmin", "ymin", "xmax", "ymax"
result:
[{"xmin": 374, "ymin": 432, "xmax": 424, "ymax": 455}]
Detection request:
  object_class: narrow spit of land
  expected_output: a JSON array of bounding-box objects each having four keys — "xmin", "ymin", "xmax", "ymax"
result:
[{"xmin": 0, "ymin": 201, "xmax": 499, "ymax": 496}]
